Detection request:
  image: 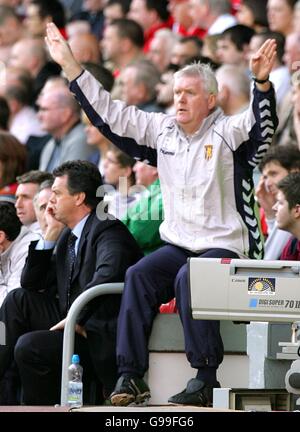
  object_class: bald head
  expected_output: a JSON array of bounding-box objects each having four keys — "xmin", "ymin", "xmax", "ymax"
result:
[
  {"xmin": 284, "ymin": 32, "xmax": 300, "ymax": 74},
  {"xmin": 69, "ymin": 33, "xmax": 101, "ymax": 64},
  {"xmin": 37, "ymin": 86, "xmax": 81, "ymax": 137},
  {"xmin": 9, "ymin": 38, "xmax": 47, "ymax": 77}
]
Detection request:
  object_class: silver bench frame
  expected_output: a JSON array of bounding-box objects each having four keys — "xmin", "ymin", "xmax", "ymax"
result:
[{"xmin": 60, "ymin": 282, "xmax": 124, "ymax": 406}]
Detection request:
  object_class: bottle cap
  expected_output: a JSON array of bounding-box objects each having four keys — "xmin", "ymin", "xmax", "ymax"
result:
[{"xmin": 72, "ymin": 354, "xmax": 80, "ymax": 364}]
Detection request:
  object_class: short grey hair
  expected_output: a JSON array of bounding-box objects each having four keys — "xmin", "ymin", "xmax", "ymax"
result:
[
  {"xmin": 174, "ymin": 62, "xmax": 218, "ymax": 96},
  {"xmin": 129, "ymin": 59, "xmax": 161, "ymax": 101},
  {"xmin": 216, "ymin": 64, "xmax": 250, "ymax": 98}
]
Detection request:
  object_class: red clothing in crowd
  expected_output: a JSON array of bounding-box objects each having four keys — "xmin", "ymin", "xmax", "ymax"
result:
[
  {"xmin": 280, "ymin": 237, "xmax": 300, "ymax": 260},
  {"xmin": 143, "ymin": 17, "xmax": 173, "ymax": 52}
]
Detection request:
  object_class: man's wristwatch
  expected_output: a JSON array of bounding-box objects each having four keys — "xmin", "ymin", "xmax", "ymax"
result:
[{"xmin": 252, "ymin": 76, "xmax": 269, "ymax": 84}]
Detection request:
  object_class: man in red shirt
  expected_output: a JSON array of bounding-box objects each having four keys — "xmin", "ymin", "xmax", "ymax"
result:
[{"xmin": 273, "ymin": 172, "xmax": 300, "ymax": 260}]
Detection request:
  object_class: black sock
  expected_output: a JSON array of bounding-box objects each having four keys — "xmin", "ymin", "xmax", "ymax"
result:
[{"xmin": 196, "ymin": 368, "xmax": 217, "ymax": 384}]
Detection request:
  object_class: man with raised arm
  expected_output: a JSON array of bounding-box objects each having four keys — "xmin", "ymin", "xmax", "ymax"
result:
[{"xmin": 45, "ymin": 22, "xmax": 278, "ymax": 407}]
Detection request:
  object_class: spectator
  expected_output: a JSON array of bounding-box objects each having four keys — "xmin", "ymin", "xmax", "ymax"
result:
[
  {"xmin": 102, "ymin": 146, "xmax": 137, "ymax": 219},
  {"xmin": 37, "ymin": 85, "xmax": 92, "ymax": 172},
  {"xmin": 294, "ymin": 0, "xmax": 300, "ymax": 31},
  {"xmin": 171, "ymin": 36, "xmax": 203, "ymax": 67},
  {"xmin": 274, "ymin": 172, "xmax": 300, "ymax": 259},
  {"xmin": 0, "ymin": 202, "xmax": 38, "ymax": 307},
  {"xmin": 274, "ymin": 32, "xmax": 300, "ymax": 147},
  {"xmin": 267, "ymin": 0, "xmax": 297, "ymax": 36},
  {"xmin": 24, "ymin": 0, "xmax": 66, "ymax": 38},
  {"xmin": 122, "ymin": 161, "xmax": 164, "ymax": 255},
  {"xmin": 60, "ymin": 0, "xmax": 83, "ymax": 19},
  {"xmin": 8, "ymin": 38, "xmax": 61, "ymax": 102},
  {"xmin": 69, "ymin": 32, "xmax": 101, "ymax": 64},
  {"xmin": 169, "ymin": 0, "xmax": 194, "ymax": 36},
  {"xmin": 104, "ymin": 0, "xmax": 131, "ymax": 26},
  {"xmin": 83, "ymin": 62, "xmax": 115, "ymax": 93},
  {"xmin": 70, "ymin": 0, "xmax": 106, "ymax": 40},
  {"xmin": 236, "ymin": 0, "xmax": 268, "ymax": 33},
  {"xmin": 66, "ymin": 19, "xmax": 91, "ymax": 38},
  {"xmin": 119, "ymin": 59, "xmax": 162, "ymax": 112},
  {"xmin": 248, "ymin": 31, "xmax": 290, "ymax": 109},
  {"xmin": 147, "ymin": 29, "xmax": 179, "ymax": 74},
  {"xmin": 5, "ymin": 80, "xmax": 45, "ymax": 145},
  {"xmin": 155, "ymin": 64, "xmax": 179, "ymax": 115},
  {"xmin": 0, "ymin": 132, "xmax": 27, "ymax": 203},
  {"xmin": 32, "ymin": 178, "xmax": 53, "ymax": 235},
  {"xmin": 0, "ymin": 6, "xmax": 24, "ymax": 64},
  {"xmin": 15, "ymin": 169, "xmax": 53, "ymax": 235},
  {"xmin": 256, "ymin": 145, "xmax": 300, "ymax": 259},
  {"xmin": 45, "ymin": 23, "xmax": 278, "ymax": 406},
  {"xmin": 128, "ymin": 0, "xmax": 171, "ymax": 52},
  {"xmin": 215, "ymin": 64, "xmax": 250, "ymax": 115},
  {"xmin": 101, "ymin": 18, "xmax": 144, "ymax": 77},
  {"xmin": 0, "ymin": 160, "xmax": 143, "ymax": 405},
  {"xmin": 293, "ymin": 71, "xmax": 300, "ymax": 149},
  {"xmin": 216, "ymin": 24, "xmax": 255, "ymax": 67},
  {"xmin": 201, "ymin": 34, "xmax": 221, "ymax": 65},
  {"xmin": 189, "ymin": 0, "xmax": 237, "ymax": 36}
]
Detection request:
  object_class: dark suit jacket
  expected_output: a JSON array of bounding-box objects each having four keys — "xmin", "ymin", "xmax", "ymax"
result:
[{"xmin": 21, "ymin": 210, "xmax": 143, "ymax": 326}]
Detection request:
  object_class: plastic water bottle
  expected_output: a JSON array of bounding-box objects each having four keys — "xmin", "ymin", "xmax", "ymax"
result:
[{"xmin": 67, "ymin": 354, "xmax": 83, "ymax": 408}]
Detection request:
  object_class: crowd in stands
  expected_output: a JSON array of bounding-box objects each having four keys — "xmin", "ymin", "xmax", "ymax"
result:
[{"xmin": 0, "ymin": 0, "xmax": 299, "ymax": 408}]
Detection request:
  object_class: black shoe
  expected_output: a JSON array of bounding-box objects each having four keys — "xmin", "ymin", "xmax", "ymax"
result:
[
  {"xmin": 110, "ymin": 376, "xmax": 151, "ymax": 406},
  {"xmin": 168, "ymin": 378, "xmax": 220, "ymax": 406}
]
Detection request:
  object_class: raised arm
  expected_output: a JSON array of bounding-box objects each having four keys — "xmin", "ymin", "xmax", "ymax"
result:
[
  {"xmin": 45, "ymin": 22, "xmax": 82, "ymax": 81},
  {"xmin": 250, "ymin": 38, "xmax": 277, "ymax": 92}
]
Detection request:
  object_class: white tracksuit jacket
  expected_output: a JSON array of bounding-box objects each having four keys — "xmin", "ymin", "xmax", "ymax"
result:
[{"xmin": 70, "ymin": 70, "xmax": 278, "ymax": 259}]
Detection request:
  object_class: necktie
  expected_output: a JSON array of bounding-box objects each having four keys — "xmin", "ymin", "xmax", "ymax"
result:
[{"xmin": 67, "ymin": 232, "xmax": 77, "ymax": 310}]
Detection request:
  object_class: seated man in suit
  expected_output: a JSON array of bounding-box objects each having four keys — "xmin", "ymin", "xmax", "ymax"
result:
[{"xmin": 0, "ymin": 160, "xmax": 143, "ymax": 405}]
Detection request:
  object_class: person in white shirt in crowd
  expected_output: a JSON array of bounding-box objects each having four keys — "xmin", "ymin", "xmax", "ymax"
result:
[
  {"xmin": 0, "ymin": 201, "xmax": 38, "ymax": 306},
  {"xmin": 248, "ymin": 31, "xmax": 291, "ymax": 110},
  {"xmin": 102, "ymin": 145, "xmax": 137, "ymax": 219},
  {"xmin": 189, "ymin": 0, "xmax": 237, "ymax": 36}
]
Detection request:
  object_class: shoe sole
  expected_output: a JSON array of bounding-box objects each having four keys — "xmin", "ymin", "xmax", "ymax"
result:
[
  {"xmin": 110, "ymin": 393, "xmax": 135, "ymax": 406},
  {"xmin": 110, "ymin": 392, "xmax": 151, "ymax": 407},
  {"xmin": 168, "ymin": 400, "xmax": 212, "ymax": 407}
]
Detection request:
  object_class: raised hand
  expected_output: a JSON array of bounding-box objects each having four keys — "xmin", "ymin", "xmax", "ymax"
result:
[
  {"xmin": 250, "ymin": 38, "xmax": 277, "ymax": 81},
  {"xmin": 45, "ymin": 22, "xmax": 82, "ymax": 81}
]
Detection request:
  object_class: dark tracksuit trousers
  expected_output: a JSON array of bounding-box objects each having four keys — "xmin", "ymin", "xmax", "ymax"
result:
[{"xmin": 116, "ymin": 244, "xmax": 239, "ymax": 384}]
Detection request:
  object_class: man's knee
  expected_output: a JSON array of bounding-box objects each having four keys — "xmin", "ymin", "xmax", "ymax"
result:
[
  {"xmin": 4, "ymin": 288, "xmax": 33, "ymax": 308},
  {"xmin": 14, "ymin": 333, "xmax": 33, "ymax": 366},
  {"xmin": 125, "ymin": 257, "xmax": 148, "ymax": 279}
]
